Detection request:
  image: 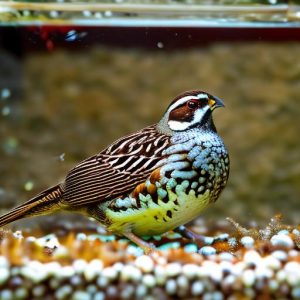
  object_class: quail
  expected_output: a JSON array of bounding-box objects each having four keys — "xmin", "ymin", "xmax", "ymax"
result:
[{"xmin": 0, "ymin": 90, "xmax": 229, "ymax": 253}]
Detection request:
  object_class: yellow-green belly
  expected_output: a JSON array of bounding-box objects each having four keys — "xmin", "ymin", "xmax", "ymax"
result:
[{"xmin": 106, "ymin": 188, "xmax": 211, "ymax": 236}]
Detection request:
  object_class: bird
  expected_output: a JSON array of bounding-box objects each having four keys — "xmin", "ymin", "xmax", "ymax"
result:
[{"xmin": 0, "ymin": 90, "xmax": 229, "ymax": 253}]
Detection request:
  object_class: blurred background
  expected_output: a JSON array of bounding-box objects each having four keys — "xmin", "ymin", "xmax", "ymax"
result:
[{"xmin": 0, "ymin": 23, "xmax": 299, "ymax": 230}]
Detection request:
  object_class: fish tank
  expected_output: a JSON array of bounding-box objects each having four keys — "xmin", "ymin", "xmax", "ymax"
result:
[{"xmin": 0, "ymin": 0, "xmax": 300, "ymax": 299}]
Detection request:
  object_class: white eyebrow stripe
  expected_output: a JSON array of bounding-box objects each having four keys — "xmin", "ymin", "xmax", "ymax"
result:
[
  {"xmin": 167, "ymin": 95, "xmax": 199, "ymax": 113},
  {"xmin": 197, "ymin": 93, "xmax": 209, "ymax": 99},
  {"xmin": 167, "ymin": 93, "xmax": 209, "ymax": 113}
]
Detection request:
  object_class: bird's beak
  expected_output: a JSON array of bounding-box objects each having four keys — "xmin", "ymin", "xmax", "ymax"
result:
[{"xmin": 208, "ymin": 96, "xmax": 225, "ymax": 110}]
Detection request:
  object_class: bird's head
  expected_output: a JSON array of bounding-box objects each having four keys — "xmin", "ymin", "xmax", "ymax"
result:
[{"xmin": 157, "ymin": 90, "xmax": 224, "ymax": 135}]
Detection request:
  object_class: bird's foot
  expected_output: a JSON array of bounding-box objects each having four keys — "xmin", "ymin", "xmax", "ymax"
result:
[
  {"xmin": 174, "ymin": 225, "xmax": 227, "ymax": 246},
  {"xmin": 123, "ymin": 232, "xmax": 156, "ymax": 255}
]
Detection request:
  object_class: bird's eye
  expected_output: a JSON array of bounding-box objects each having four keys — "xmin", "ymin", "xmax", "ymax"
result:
[{"xmin": 187, "ymin": 100, "xmax": 199, "ymax": 109}]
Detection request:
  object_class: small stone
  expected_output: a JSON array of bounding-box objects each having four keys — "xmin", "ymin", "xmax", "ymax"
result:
[
  {"xmin": 263, "ymin": 255, "xmax": 281, "ymax": 270},
  {"xmin": 244, "ymin": 250, "xmax": 261, "ymax": 266},
  {"xmin": 135, "ymin": 255, "xmax": 154, "ymax": 273},
  {"xmin": 219, "ymin": 252, "xmax": 234, "ymax": 261},
  {"xmin": 32, "ymin": 285, "xmax": 46, "ymax": 297},
  {"xmin": 73, "ymin": 259, "xmax": 87, "ymax": 273},
  {"xmin": 0, "ymin": 256, "xmax": 9, "ymax": 268},
  {"xmin": 76, "ymin": 233, "xmax": 87, "ymax": 240},
  {"xmin": 165, "ymin": 279, "xmax": 177, "ymax": 295},
  {"xmin": 142, "ymin": 274, "xmax": 156, "ymax": 288},
  {"xmin": 84, "ymin": 259, "xmax": 103, "ymax": 281},
  {"xmin": 177, "ymin": 275, "xmax": 189, "ymax": 290},
  {"xmin": 271, "ymin": 234, "xmax": 294, "ymax": 248},
  {"xmin": 154, "ymin": 265, "xmax": 167, "ymax": 285},
  {"xmin": 199, "ymin": 246, "xmax": 216, "ymax": 256},
  {"xmin": 240, "ymin": 236, "xmax": 254, "ymax": 248},
  {"xmin": 182, "ymin": 264, "xmax": 199, "ymax": 279},
  {"xmin": 72, "ymin": 291, "xmax": 91, "ymax": 300},
  {"xmin": 0, "ymin": 267, "xmax": 9, "ymax": 285},
  {"xmin": 292, "ymin": 287, "xmax": 300, "ymax": 299},
  {"xmin": 120, "ymin": 265, "xmax": 142, "ymax": 282},
  {"xmin": 183, "ymin": 243, "xmax": 198, "ymax": 253},
  {"xmin": 14, "ymin": 288, "xmax": 28, "ymax": 299},
  {"xmin": 94, "ymin": 292, "xmax": 105, "ymax": 300},
  {"xmin": 102, "ymin": 267, "xmax": 118, "ymax": 281},
  {"xmin": 55, "ymin": 285, "xmax": 72, "ymax": 300},
  {"xmin": 277, "ymin": 229, "xmax": 289, "ymax": 235},
  {"xmin": 1, "ymin": 290, "xmax": 13, "ymax": 300},
  {"xmin": 165, "ymin": 263, "xmax": 182, "ymax": 277},
  {"xmin": 191, "ymin": 281, "xmax": 204, "ymax": 296},
  {"xmin": 272, "ymin": 250, "xmax": 288, "ymax": 261}
]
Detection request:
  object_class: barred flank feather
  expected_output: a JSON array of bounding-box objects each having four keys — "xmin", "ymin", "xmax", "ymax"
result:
[{"xmin": 0, "ymin": 184, "xmax": 63, "ymax": 227}]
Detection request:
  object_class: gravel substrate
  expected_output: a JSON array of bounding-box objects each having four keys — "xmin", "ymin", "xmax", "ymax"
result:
[{"xmin": 0, "ymin": 216, "xmax": 300, "ymax": 299}]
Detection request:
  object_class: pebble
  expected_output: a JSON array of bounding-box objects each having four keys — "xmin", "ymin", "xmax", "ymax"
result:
[
  {"xmin": 0, "ymin": 290, "xmax": 13, "ymax": 300},
  {"xmin": 165, "ymin": 263, "xmax": 182, "ymax": 277},
  {"xmin": 102, "ymin": 267, "xmax": 118, "ymax": 281},
  {"xmin": 142, "ymin": 274, "xmax": 156, "ymax": 288},
  {"xmin": 191, "ymin": 281, "xmax": 204, "ymax": 296},
  {"xmin": 240, "ymin": 236, "xmax": 254, "ymax": 248},
  {"xmin": 135, "ymin": 255, "xmax": 154, "ymax": 273},
  {"xmin": 135, "ymin": 284, "xmax": 147, "ymax": 297},
  {"xmin": 244, "ymin": 250, "xmax": 261, "ymax": 266},
  {"xmin": 165, "ymin": 279, "xmax": 177, "ymax": 295},
  {"xmin": 272, "ymin": 250, "xmax": 288, "ymax": 261},
  {"xmin": 84, "ymin": 259, "xmax": 103, "ymax": 281},
  {"xmin": 73, "ymin": 259, "xmax": 87, "ymax": 273},
  {"xmin": 72, "ymin": 291, "xmax": 91, "ymax": 300},
  {"xmin": 120, "ymin": 265, "xmax": 142, "ymax": 282},
  {"xmin": 270, "ymin": 234, "xmax": 294, "ymax": 248},
  {"xmin": 199, "ymin": 246, "xmax": 216, "ymax": 256},
  {"xmin": 0, "ymin": 256, "xmax": 9, "ymax": 268},
  {"xmin": 292, "ymin": 287, "xmax": 300, "ymax": 299},
  {"xmin": 14, "ymin": 287, "xmax": 28, "ymax": 299},
  {"xmin": 158, "ymin": 242, "xmax": 180, "ymax": 251},
  {"xmin": 0, "ymin": 267, "xmax": 9, "ymax": 285},
  {"xmin": 182, "ymin": 264, "xmax": 199, "ymax": 279},
  {"xmin": 263, "ymin": 255, "xmax": 281, "ymax": 270},
  {"xmin": 94, "ymin": 292, "xmax": 105, "ymax": 300},
  {"xmin": 219, "ymin": 252, "xmax": 234, "ymax": 262},
  {"xmin": 177, "ymin": 275, "xmax": 189, "ymax": 290},
  {"xmin": 55, "ymin": 285, "xmax": 72, "ymax": 299},
  {"xmin": 184, "ymin": 243, "xmax": 198, "ymax": 253}
]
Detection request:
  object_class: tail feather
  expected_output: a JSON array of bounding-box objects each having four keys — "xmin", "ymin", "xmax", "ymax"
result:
[{"xmin": 0, "ymin": 184, "xmax": 63, "ymax": 227}]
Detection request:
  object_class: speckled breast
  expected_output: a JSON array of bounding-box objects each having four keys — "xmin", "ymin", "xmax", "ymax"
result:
[{"xmin": 105, "ymin": 130, "xmax": 229, "ymax": 236}]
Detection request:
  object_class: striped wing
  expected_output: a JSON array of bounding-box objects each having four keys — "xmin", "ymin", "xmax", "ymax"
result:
[{"xmin": 63, "ymin": 125, "xmax": 170, "ymax": 207}]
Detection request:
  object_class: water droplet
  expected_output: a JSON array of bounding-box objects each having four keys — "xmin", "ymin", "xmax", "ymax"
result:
[
  {"xmin": 65, "ymin": 30, "xmax": 78, "ymax": 42},
  {"xmin": 2, "ymin": 106, "xmax": 11, "ymax": 116},
  {"xmin": 157, "ymin": 42, "xmax": 164, "ymax": 49},
  {"xmin": 1, "ymin": 88, "xmax": 11, "ymax": 99},
  {"xmin": 3, "ymin": 137, "xmax": 18, "ymax": 154},
  {"xmin": 24, "ymin": 181, "xmax": 34, "ymax": 191},
  {"xmin": 59, "ymin": 153, "xmax": 65, "ymax": 161}
]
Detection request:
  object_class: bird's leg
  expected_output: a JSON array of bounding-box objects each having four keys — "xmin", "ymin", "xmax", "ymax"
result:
[
  {"xmin": 174, "ymin": 225, "xmax": 206, "ymax": 244},
  {"xmin": 123, "ymin": 232, "xmax": 156, "ymax": 255}
]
